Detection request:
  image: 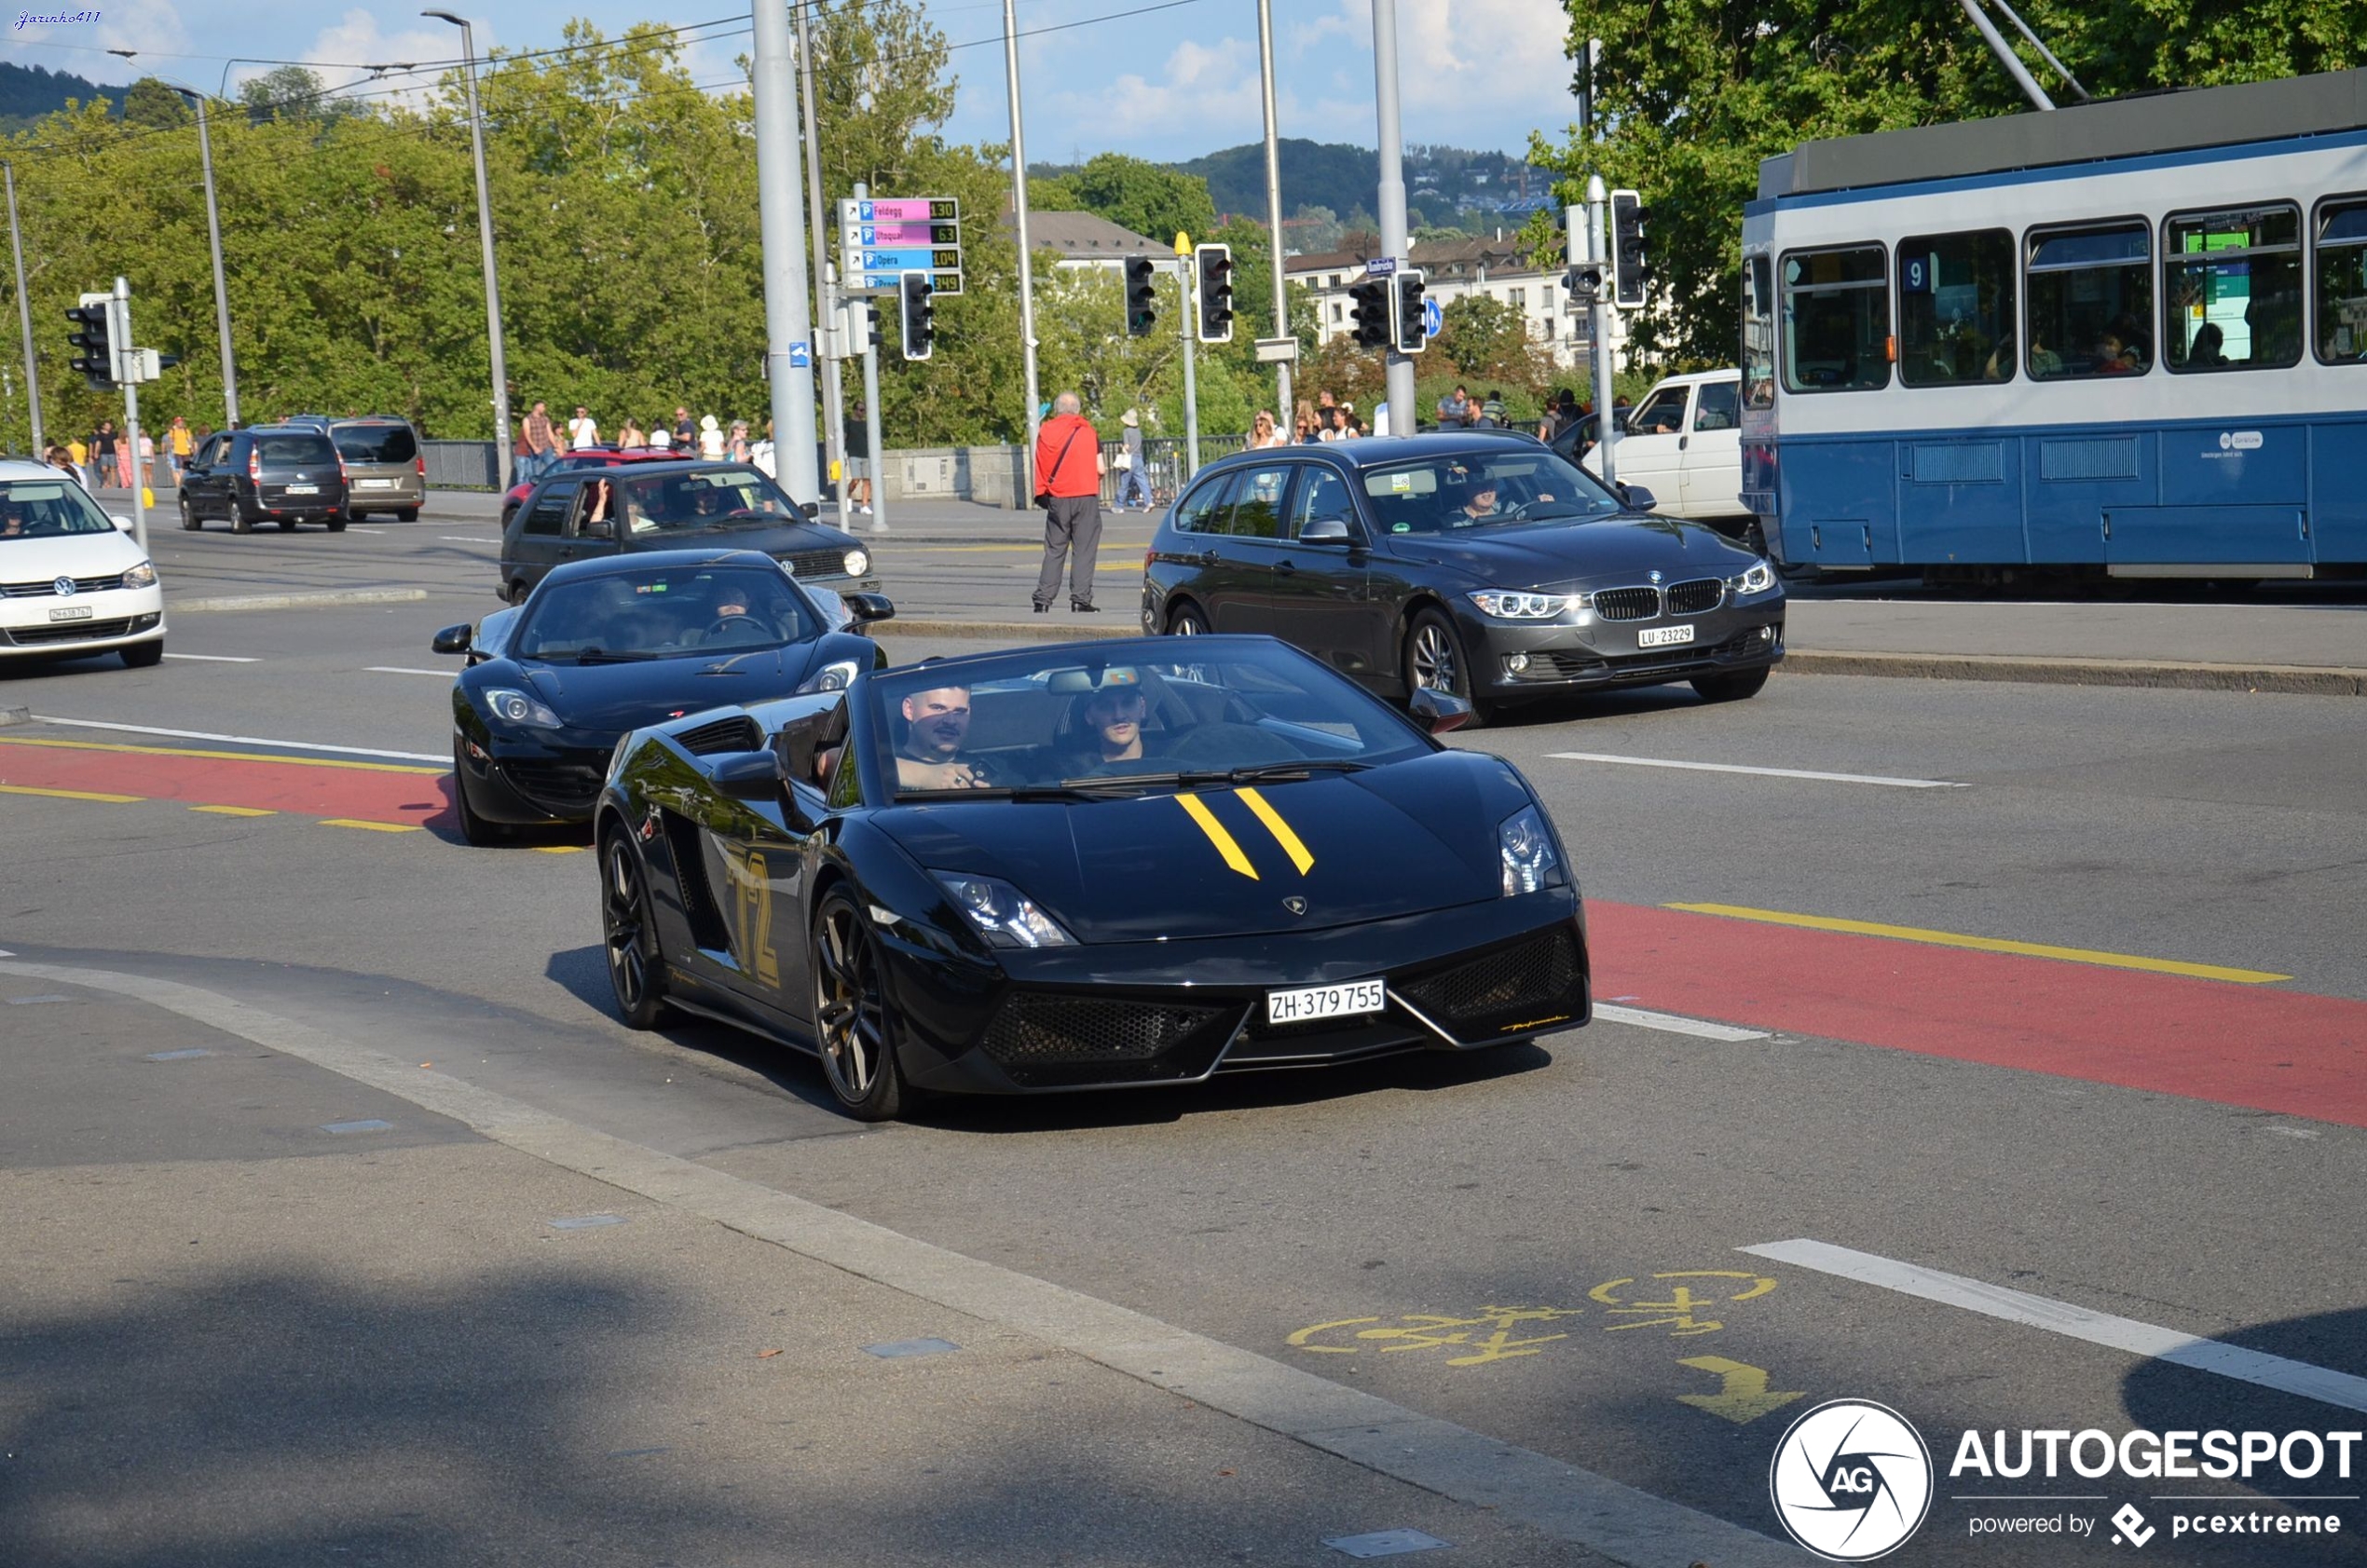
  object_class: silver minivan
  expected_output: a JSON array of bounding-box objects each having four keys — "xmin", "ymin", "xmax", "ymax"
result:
[{"xmin": 330, "ymin": 417, "xmax": 426, "ymax": 521}]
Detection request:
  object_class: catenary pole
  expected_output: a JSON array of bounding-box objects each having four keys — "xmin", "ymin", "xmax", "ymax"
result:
[
  {"xmin": 1003, "ymin": 0, "xmax": 1044, "ymax": 487},
  {"xmin": 116, "ymin": 276, "xmax": 145, "ymax": 553},
  {"xmin": 422, "ymin": 13, "xmax": 512, "ymax": 489},
  {"xmin": 1587, "ymin": 175, "xmax": 1617, "ymax": 485},
  {"xmin": 3, "ymin": 160, "xmax": 40, "ymax": 452},
  {"xmin": 750, "ymin": 0, "xmax": 822, "ymax": 501},
  {"xmin": 176, "ymin": 89, "xmax": 239, "ymax": 429},
  {"xmin": 1255, "ymin": 0, "xmax": 1292, "ymax": 422},
  {"xmin": 792, "ymin": 0, "xmax": 849, "ymax": 530},
  {"xmin": 1178, "ymin": 251, "xmax": 1198, "ymax": 475},
  {"xmin": 1370, "ymin": 0, "xmax": 1416, "ymax": 430}
]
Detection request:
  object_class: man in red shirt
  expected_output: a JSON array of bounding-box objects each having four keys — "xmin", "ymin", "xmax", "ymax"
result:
[{"xmin": 1032, "ymin": 391, "xmax": 1102, "ymax": 613}]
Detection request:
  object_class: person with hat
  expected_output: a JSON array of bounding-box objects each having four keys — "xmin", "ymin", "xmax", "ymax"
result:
[
  {"xmin": 698, "ymin": 414, "xmax": 727, "ymax": 458},
  {"xmin": 1113, "ymin": 407, "xmax": 1151, "ymax": 511}
]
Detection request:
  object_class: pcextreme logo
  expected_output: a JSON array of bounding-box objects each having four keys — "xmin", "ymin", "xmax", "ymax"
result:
[{"xmin": 1769, "ymin": 1399, "xmax": 1936, "ymax": 1561}]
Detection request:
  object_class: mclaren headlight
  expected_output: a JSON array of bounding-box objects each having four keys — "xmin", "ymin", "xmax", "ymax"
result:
[
  {"xmin": 842, "ymin": 548, "xmax": 869, "ymax": 578},
  {"xmin": 120, "ymin": 560, "xmax": 157, "ymax": 589},
  {"xmin": 482, "ymin": 687, "xmax": 563, "ymax": 729},
  {"xmin": 932, "ymin": 871, "xmax": 1075, "ymax": 948},
  {"xmin": 1727, "ymin": 559, "xmax": 1777, "ymax": 596},
  {"xmin": 1467, "ymin": 589, "xmax": 1574, "ymax": 620},
  {"xmin": 1498, "ymin": 805, "xmax": 1565, "ymax": 896},
  {"xmin": 800, "ymin": 658, "xmax": 861, "ymax": 694}
]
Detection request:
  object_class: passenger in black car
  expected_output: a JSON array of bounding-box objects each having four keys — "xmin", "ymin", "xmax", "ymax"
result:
[
  {"xmin": 1065, "ymin": 686, "xmax": 1154, "ymax": 770},
  {"xmin": 896, "ymin": 684, "xmax": 993, "ymax": 790}
]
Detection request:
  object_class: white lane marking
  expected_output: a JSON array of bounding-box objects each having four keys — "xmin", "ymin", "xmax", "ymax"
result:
[
  {"xmin": 365, "ymin": 666, "xmax": 456, "ymax": 678},
  {"xmin": 1594, "ymin": 1004, "xmax": 1769, "ymax": 1042},
  {"xmin": 162, "ymin": 652, "xmax": 260, "ymax": 663},
  {"xmin": 3, "ymin": 956, "xmax": 1798, "ymax": 1568},
  {"xmin": 28, "ymin": 716, "xmax": 445, "ymax": 764},
  {"xmin": 439, "ymin": 535, "xmax": 499, "ymax": 544},
  {"xmin": 346, "ymin": 526, "xmax": 387, "ymax": 535},
  {"xmin": 1548, "ymin": 751, "xmax": 1969, "ymax": 790},
  {"xmin": 1744, "ymin": 1238, "xmax": 2367, "ymax": 1416}
]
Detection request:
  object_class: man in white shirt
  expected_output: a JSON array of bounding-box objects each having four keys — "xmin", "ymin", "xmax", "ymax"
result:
[{"xmin": 568, "ymin": 406, "xmax": 599, "ymax": 449}]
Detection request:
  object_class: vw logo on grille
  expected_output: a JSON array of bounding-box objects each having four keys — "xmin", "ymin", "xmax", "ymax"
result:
[
  {"xmin": 53, "ymin": 576, "xmax": 76, "ymax": 597},
  {"xmin": 1283, "ymin": 896, "xmax": 1308, "ymax": 916}
]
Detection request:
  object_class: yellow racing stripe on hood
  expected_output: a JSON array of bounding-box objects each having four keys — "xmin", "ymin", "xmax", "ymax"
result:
[
  {"xmin": 1177, "ymin": 792, "xmax": 1259, "ymax": 879},
  {"xmin": 1234, "ymin": 787, "xmax": 1314, "ymax": 876}
]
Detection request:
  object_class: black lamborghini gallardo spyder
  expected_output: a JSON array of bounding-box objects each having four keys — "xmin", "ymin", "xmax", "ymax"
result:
[{"xmin": 595, "ymin": 635, "xmax": 1591, "ymax": 1120}]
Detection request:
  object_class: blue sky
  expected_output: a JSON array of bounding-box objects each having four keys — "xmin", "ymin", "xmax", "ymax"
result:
[{"xmin": 6, "ymin": 0, "xmax": 1580, "ymax": 163}]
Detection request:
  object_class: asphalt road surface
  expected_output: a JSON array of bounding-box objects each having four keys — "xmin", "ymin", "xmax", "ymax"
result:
[{"xmin": 3, "ymin": 514, "xmax": 2364, "ymax": 1567}]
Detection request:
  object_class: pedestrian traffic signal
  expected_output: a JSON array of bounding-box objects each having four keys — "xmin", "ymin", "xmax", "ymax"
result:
[
  {"xmin": 1565, "ymin": 262, "xmax": 1604, "ymax": 305},
  {"xmin": 1348, "ymin": 278, "xmax": 1390, "ymax": 348},
  {"xmin": 65, "ymin": 294, "xmax": 116, "ymax": 391},
  {"xmin": 1610, "ymin": 189, "xmax": 1649, "ymax": 307},
  {"xmin": 1391, "ymin": 269, "xmax": 1428, "ymax": 355},
  {"xmin": 898, "ymin": 270, "xmax": 935, "ymax": 361},
  {"xmin": 1194, "ymin": 243, "xmax": 1234, "ymax": 344},
  {"xmin": 1124, "ymin": 255, "xmax": 1158, "ymax": 337}
]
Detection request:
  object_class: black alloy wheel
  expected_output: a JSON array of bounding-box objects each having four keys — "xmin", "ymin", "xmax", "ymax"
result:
[
  {"xmin": 1403, "ymin": 607, "xmax": 1488, "ymax": 729},
  {"xmin": 177, "ymin": 494, "xmax": 200, "ymax": 531},
  {"xmin": 396, "ymin": 508, "xmax": 419, "ymax": 523},
  {"xmin": 602, "ymin": 832, "xmax": 670, "ymax": 1029},
  {"xmin": 1167, "ymin": 602, "xmax": 1209, "ymax": 635},
  {"xmin": 811, "ymin": 888, "xmax": 905, "ymax": 1121},
  {"xmin": 451, "ymin": 742, "xmax": 514, "ymax": 847},
  {"xmin": 1691, "ymin": 668, "xmax": 1771, "ymax": 703},
  {"xmin": 231, "ymin": 507, "xmax": 253, "ymax": 535}
]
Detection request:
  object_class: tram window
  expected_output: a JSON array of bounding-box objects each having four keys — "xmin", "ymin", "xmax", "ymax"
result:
[
  {"xmin": 1742, "ymin": 254, "xmax": 1776, "ymax": 410},
  {"xmin": 2025, "ymin": 223, "xmax": 2153, "ymax": 380},
  {"xmin": 1780, "ymin": 246, "xmax": 1889, "ymax": 393},
  {"xmin": 2312, "ymin": 198, "xmax": 2367, "ymax": 363},
  {"xmin": 2165, "ymin": 204, "xmax": 2302, "ymax": 373},
  {"xmin": 1898, "ymin": 230, "xmax": 2014, "ymax": 385}
]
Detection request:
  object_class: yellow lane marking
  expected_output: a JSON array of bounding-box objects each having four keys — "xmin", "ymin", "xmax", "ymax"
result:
[
  {"xmin": 0, "ymin": 782, "xmax": 140, "ymax": 803},
  {"xmin": 1176, "ymin": 793, "xmax": 1258, "ymax": 879},
  {"xmin": 1666, "ymin": 902, "xmax": 2291, "ymax": 985},
  {"xmin": 0, "ymin": 735, "xmax": 445, "ymax": 775},
  {"xmin": 190, "ymin": 804, "xmax": 276, "ymax": 817},
  {"xmin": 321, "ymin": 818, "xmax": 423, "ymax": 834},
  {"xmin": 535, "ymin": 845, "xmax": 587, "ymax": 854},
  {"xmin": 1676, "ymin": 1357, "xmax": 1806, "ymax": 1425},
  {"xmin": 1234, "ymin": 787, "xmax": 1314, "ymax": 875}
]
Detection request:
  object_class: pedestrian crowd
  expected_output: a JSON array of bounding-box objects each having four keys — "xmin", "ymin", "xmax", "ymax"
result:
[
  {"xmin": 41, "ymin": 414, "xmax": 204, "ymax": 494},
  {"xmin": 513, "ymin": 401, "xmax": 759, "ymax": 484}
]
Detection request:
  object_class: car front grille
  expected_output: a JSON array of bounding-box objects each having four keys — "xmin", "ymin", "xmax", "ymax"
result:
[
  {"xmin": 1662, "ymin": 578, "xmax": 1724, "ymax": 614},
  {"xmin": 1590, "ymin": 586, "xmax": 1660, "ymax": 620},
  {"xmin": 499, "ymin": 757, "xmax": 606, "ymax": 815},
  {"xmin": 980, "ymin": 992, "xmax": 1237, "ymax": 1087},
  {"xmin": 779, "ymin": 548, "xmax": 849, "ymax": 579},
  {"xmin": 1401, "ymin": 927, "xmax": 1585, "ymax": 1039},
  {"xmin": 676, "ymin": 715, "xmax": 764, "ymax": 756},
  {"xmin": 2, "ymin": 574, "xmax": 121, "ymax": 598},
  {"xmin": 1516, "ymin": 630, "xmax": 1774, "ymax": 682},
  {"xmin": 6, "ymin": 613, "xmax": 156, "ymax": 647}
]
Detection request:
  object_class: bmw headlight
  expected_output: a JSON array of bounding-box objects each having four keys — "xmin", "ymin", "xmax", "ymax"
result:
[
  {"xmin": 932, "ymin": 871, "xmax": 1075, "ymax": 948},
  {"xmin": 842, "ymin": 548, "xmax": 869, "ymax": 578},
  {"xmin": 800, "ymin": 657, "xmax": 860, "ymax": 694},
  {"xmin": 482, "ymin": 687, "xmax": 563, "ymax": 729},
  {"xmin": 120, "ymin": 560, "xmax": 157, "ymax": 590},
  {"xmin": 1498, "ymin": 805, "xmax": 1565, "ymax": 896},
  {"xmin": 1467, "ymin": 589, "xmax": 1574, "ymax": 620},
  {"xmin": 1727, "ymin": 559, "xmax": 1777, "ymax": 596}
]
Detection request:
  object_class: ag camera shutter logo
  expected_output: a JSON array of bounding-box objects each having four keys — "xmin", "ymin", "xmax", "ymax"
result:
[{"xmin": 1769, "ymin": 1399, "xmax": 1934, "ymax": 1561}]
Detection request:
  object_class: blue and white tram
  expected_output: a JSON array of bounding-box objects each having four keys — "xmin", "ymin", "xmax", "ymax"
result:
[{"xmin": 1741, "ymin": 68, "xmax": 2367, "ymax": 579}]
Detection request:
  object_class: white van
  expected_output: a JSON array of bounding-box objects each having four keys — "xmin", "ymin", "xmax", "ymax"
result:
[{"xmin": 1577, "ymin": 368, "xmax": 1752, "ymax": 540}]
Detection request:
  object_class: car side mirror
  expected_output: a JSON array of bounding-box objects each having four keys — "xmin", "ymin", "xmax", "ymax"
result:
[
  {"xmin": 1299, "ymin": 516, "xmax": 1354, "ymax": 543},
  {"xmin": 842, "ymin": 592, "xmax": 895, "ymax": 624},
  {"xmin": 1619, "ymin": 483, "xmax": 1658, "ymax": 511},
  {"xmin": 1408, "ymin": 686, "xmax": 1472, "ymax": 737},
  {"xmin": 431, "ymin": 623, "xmax": 474, "ymax": 656},
  {"xmin": 111, "ymin": 514, "xmax": 135, "ymax": 533},
  {"xmin": 801, "ymin": 500, "xmax": 820, "ymax": 519},
  {"xmin": 712, "ymin": 747, "xmax": 787, "ymax": 801}
]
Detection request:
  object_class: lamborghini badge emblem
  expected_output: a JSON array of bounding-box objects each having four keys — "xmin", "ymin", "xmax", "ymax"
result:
[{"xmin": 1283, "ymin": 895, "xmax": 1307, "ymax": 915}]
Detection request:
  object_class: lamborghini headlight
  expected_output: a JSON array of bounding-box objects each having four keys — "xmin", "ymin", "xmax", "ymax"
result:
[
  {"xmin": 1498, "ymin": 805, "xmax": 1564, "ymax": 896},
  {"xmin": 1726, "ymin": 559, "xmax": 1777, "ymax": 596},
  {"xmin": 482, "ymin": 687, "xmax": 563, "ymax": 729},
  {"xmin": 932, "ymin": 871, "xmax": 1074, "ymax": 948}
]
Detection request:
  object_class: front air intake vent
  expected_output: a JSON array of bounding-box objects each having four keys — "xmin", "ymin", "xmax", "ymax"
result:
[{"xmin": 676, "ymin": 714, "xmax": 763, "ymax": 757}]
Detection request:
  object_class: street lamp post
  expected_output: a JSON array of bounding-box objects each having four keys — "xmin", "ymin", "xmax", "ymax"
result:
[
  {"xmin": 162, "ymin": 85, "xmax": 239, "ymax": 429},
  {"xmin": 2, "ymin": 160, "xmax": 40, "ymax": 453},
  {"xmin": 423, "ymin": 10, "xmax": 513, "ymax": 490}
]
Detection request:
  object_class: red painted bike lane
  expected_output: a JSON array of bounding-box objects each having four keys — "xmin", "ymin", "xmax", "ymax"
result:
[{"xmin": 0, "ymin": 736, "xmax": 454, "ymax": 825}]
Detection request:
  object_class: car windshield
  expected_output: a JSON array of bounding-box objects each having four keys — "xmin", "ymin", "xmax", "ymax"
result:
[
  {"xmin": 615, "ymin": 466, "xmax": 799, "ymax": 535},
  {"xmin": 256, "ymin": 435, "xmax": 336, "ymax": 466},
  {"xmin": 333, "ymin": 424, "xmax": 417, "ymax": 463},
  {"xmin": 1360, "ymin": 448, "xmax": 1622, "ymax": 536},
  {"xmin": 869, "ymin": 641, "xmax": 1430, "ymax": 800},
  {"xmin": 0, "ymin": 478, "xmax": 116, "ymax": 540},
  {"xmin": 513, "ymin": 564, "xmax": 820, "ymax": 661}
]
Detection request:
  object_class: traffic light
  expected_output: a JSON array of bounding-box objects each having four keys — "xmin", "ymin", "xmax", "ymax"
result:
[
  {"xmin": 1565, "ymin": 261, "xmax": 1604, "ymax": 306},
  {"xmin": 898, "ymin": 270, "xmax": 935, "ymax": 361},
  {"xmin": 1194, "ymin": 242, "xmax": 1234, "ymax": 343},
  {"xmin": 65, "ymin": 293, "xmax": 115, "ymax": 390},
  {"xmin": 1124, "ymin": 255, "xmax": 1157, "ymax": 337},
  {"xmin": 1391, "ymin": 269, "xmax": 1428, "ymax": 354},
  {"xmin": 1348, "ymin": 278, "xmax": 1390, "ymax": 348},
  {"xmin": 1610, "ymin": 188, "xmax": 1649, "ymax": 307}
]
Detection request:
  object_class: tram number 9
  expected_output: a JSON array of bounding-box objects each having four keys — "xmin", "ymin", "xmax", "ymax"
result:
[{"xmin": 1903, "ymin": 257, "xmax": 1931, "ymax": 294}]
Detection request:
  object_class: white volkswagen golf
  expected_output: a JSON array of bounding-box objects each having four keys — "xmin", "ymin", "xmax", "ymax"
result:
[{"xmin": 0, "ymin": 460, "xmax": 166, "ymax": 668}]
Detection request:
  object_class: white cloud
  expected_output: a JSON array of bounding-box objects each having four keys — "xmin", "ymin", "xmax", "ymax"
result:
[
  {"xmin": 1046, "ymin": 35, "xmax": 1263, "ymax": 143},
  {"xmin": 10, "ymin": 0, "xmax": 193, "ymax": 89},
  {"xmin": 268, "ymin": 9, "xmax": 491, "ymax": 113}
]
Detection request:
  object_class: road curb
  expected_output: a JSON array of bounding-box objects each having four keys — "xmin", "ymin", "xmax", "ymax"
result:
[
  {"xmin": 170, "ymin": 588, "xmax": 431, "ymax": 614},
  {"xmin": 1778, "ymin": 648, "xmax": 2366, "ymax": 696}
]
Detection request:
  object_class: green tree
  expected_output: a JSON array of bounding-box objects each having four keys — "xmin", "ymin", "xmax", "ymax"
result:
[
  {"xmin": 1060, "ymin": 152, "xmax": 1215, "ymax": 248},
  {"xmin": 122, "ymin": 78, "xmax": 190, "ymax": 130}
]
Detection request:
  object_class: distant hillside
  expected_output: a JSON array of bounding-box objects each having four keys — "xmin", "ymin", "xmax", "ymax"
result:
[
  {"xmin": 0, "ymin": 61, "xmax": 109, "ymax": 124},
  {"xmin": 1179, "ymin": 139, "xmax": 1378, "ymax": 223}
]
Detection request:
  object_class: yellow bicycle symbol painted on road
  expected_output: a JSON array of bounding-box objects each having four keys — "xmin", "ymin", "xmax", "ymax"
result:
[
  {"xmin": 1587, "ymin": 1270, "xmax": 1777, "ymax": 1337},
  {"xmin": 1286, "ymin": 1306, "xmax": 1586, "ymax": 1367}
]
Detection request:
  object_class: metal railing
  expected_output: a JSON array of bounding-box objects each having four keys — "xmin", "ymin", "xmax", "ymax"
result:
[
  {"xmin": 1099, "ymin": 434, "xmax": 1246, "ymax": 508},
  {"xmin": 420, "ymin": 439, "xmax": 500, "ymax": 489}
]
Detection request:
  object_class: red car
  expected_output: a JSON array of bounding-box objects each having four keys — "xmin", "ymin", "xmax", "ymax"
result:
[{"xmin": 500, "ymin": 447, "xmax": 685, "ymax": 527}]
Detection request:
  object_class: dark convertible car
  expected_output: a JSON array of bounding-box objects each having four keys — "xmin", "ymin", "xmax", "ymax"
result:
[
  {"xmin": 436, "ymin": 549, "xmax": 891, "ymax": 845},
  {"xmin": 595, "ymin": 636, "xmax": 1592, "ymax": 1120},
  {"xmin": 1142, "ymin": 433, "xmax": 1784, "ymax": 724}
]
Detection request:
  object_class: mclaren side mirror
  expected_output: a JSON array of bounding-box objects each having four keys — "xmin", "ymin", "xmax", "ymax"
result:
[
  {"xmin": 1408, "ymin": 686, "xmax": 1472, "ymax": 737},
  {"xmin": 431, "ymin": 623, "xmax": 474, "ymax": 655},
  {"xmin": 1298, "ymin": 516, "xmax": 1354, "ymax": 544},
  {"xmin": 712, "ymin": 747, "xmax": 787, "ymax": 801},
  {"xmin": 842, "ymin": 592, "xmax": 895, "ymax": 624},
  {"xmin": 1619, "ymin": 483, "xmax": 1658, "ymax": 511}
]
